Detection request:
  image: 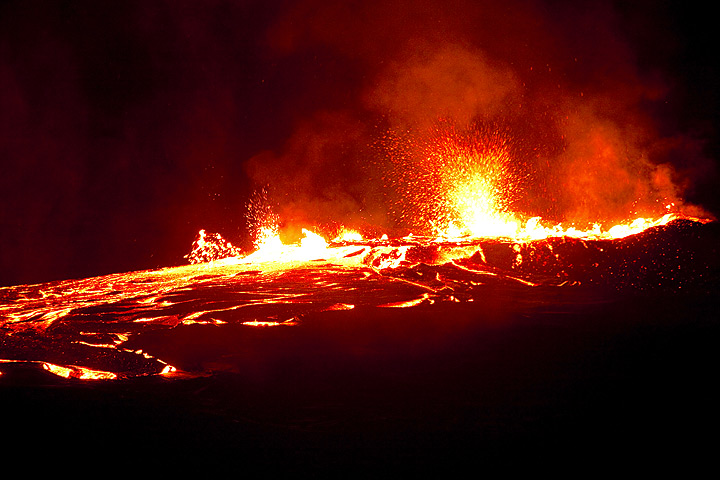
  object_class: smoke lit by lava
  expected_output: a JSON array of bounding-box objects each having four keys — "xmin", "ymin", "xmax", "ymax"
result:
[{"xmin": 1, "ymin": 0, "xmax": 718, "ymax": 384}]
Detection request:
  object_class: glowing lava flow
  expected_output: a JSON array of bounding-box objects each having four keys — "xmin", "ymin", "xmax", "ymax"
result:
[
  {"xmin": 181, "ymin": 120, "xmax": 713, "ymax": 267},
  {"xmin": 1, "ymin": 123, "xmax": 712, "ymax": 383},
  {"xmin": 438, "ymin": 212, "xmax": 680, "ymax": 242},
  {"xmin": 372, "ymin": 123, "xmax": 704, "ymax": 244},
  {"xmin": 431, "ymin": 134, "xmax": 680, "ymax": 240},
  {"xmin": 184, "ymin": 211, "xmax": 689, "ymax": 274},
  {"xmin": 1, "ymin": 215, "xmax": 713, "ymax": 381}
]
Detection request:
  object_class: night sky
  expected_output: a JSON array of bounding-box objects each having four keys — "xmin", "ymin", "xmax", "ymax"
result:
[{"xmin": 1, "ymin": 0, "xmax": 718, "ymax": 287}]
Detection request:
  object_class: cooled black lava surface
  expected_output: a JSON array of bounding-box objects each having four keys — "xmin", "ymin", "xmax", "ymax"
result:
[{"xmin": 1, "ymin": 220, "xmax": 718, "ymax": 475}]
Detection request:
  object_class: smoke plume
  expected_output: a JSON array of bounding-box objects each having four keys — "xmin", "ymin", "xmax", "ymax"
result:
[
  {"xmin": 252, "ymin": 0, "xmax": 715, "ymax": 235},
  {"xmin": 1, "ymin": 0, "xmax": 716, "ymax": 284}
]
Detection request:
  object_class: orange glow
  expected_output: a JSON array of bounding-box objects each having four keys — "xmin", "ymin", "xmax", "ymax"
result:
[
  {"xmin": 439, "ymin": 213, "xmax": 679, "ymax": 241},
  {"xmin": 2, "ymin": 121, "xmax": 711, "ymax": 382},
  {"xmin": 433, "ymin": 130, "xmax": 520, "ymax": 238},
  {"xmin": 381, "ymin": 124, "xmax": 694, "ymax": 242},
  {"xmin": 185, "ymin": 229, "xmax": 242, "ymax": 264},
  {"xmin": 42, "ymin": 362, "xmax": 117, "ymax": 380},
  {"xmin": 323, "ymin": 303, "xmax": 355, "ymax": 311},
  {"xmin": 1, "ymin": 212, "xmax": 710, "ymax": 380},
  {"xmin": 242, "ymin": 319, "xmax": 298, "ymax": 327},
  {"xmin": 184, "ymin": 118, "xmax": 705, "ymax": 268},
  {"xmin": 184, "ymin": 212, "xmax": 688, "ymax": 269},
  {"xmin": 243, "ymin": 228, "xmax": 328, "ymax": 263},
  {"xmin": 333, "ymin": 229, "xmax": 363, "ymax": 243},
  {"xmin": 186, "ymin": 225, "xmax": 373, "ymax": 268},
  {"xmin": 379, "ymin": 293, "xmax": 430, "ymax": 308}
]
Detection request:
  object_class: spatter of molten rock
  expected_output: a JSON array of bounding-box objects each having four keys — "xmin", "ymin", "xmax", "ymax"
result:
[
  {"xmin": 426, "ymin": 127, "xmax": 521, "ymax": 237},
  {"xmin": 187, "ymin": 122, "xmax": 701, "ymax": 265}
]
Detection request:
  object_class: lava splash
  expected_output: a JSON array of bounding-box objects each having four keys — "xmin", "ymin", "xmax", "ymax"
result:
[{"xmin": 1, "ymin": 218, "xmax": 716, "ymax": 381}]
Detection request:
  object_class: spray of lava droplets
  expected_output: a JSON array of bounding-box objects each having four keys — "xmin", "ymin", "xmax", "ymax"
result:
[
  {"xmin": 184, "ymin": 121, "xmax": 700, "ymax": 266},
  {"xmin": 380, "ymin": 122, "xmax": 682, "ymax": 242},
  {"xmin": 382, "ymin": 123, "xmax": 524, "ymax": 238}
]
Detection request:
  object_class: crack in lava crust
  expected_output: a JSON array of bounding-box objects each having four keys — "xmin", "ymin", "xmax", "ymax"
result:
[{"xmin": 1, "ymin": 218, "xmax": 717, "ymax": 380}]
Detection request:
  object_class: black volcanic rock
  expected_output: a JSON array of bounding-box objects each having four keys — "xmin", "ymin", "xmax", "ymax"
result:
[{"xmin": 1, "ymin": 219, "xmax": 718, "ymax": 474}]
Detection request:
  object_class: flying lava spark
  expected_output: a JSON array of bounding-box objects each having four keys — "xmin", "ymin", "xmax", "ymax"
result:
[
  {"xmin": 2, "ymin": 1, "xmax": 719, "ymax": 473},
  {"xmin": 1, "ymin": 121, "xmax": 714, "ymax": 381}
]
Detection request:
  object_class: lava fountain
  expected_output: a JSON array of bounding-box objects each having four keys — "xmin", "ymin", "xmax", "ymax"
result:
[{"xmin": 1, "ymin": 122, "xmax": 714, "ymax": 381}]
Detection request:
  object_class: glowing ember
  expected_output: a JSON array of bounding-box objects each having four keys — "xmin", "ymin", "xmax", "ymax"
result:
[
  {"xmin": 377, "ymin": 122, "xmax": 701, "ymax": 243},
  {"xmin": 1, "ymin": 115, "xmax": 713, "ymax": 383},
  {"xmin": 333, "ymin": 229, "xmax": 364, "ymax": 243},
  {"xmin": 243, "ymin": 228, "xmax": 330, "ymax": 263},
  {"xmin": 43, "ymin": 362, "xmax": 117, "ymax": 380},
  {"xmin": 185, "ymin": 122, "xmax": 697, "ymax": 268},
  {"xmin": 324, "ymin": 303, "xmax": 355, "ymax": 311},
  {"xmin": 242, "ymin": 320, "xmax": 298, "ymax": 327},
  {"xmin": 1, "ymin": 216, "xmax": 714, "ymax": 381},
  {"xmin": 431, "ymin": 128, "xmax": 521, "ymax": 238},
  {"xmin": 379, "ymin": 293, "xmax": 431, "ymax": 308},
  {"xmin": 186, "ymin": 229, "xmax": 242, "ymax": 264}
]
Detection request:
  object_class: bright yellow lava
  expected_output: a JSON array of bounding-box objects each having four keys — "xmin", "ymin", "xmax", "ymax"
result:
[{"xmin": 42, "ymin": 362, "xmax": 117, "ymax": 380}]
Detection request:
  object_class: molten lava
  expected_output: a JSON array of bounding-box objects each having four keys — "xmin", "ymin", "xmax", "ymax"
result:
[
  {"xmin": 0, "ymin": 122, "xmax": 713, "ymax": 382},
  {"xmin": 186, "ymin": 123, "xmax": 701, "ymax": 267}
]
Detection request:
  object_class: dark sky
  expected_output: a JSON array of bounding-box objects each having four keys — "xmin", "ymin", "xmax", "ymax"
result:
[{"xmin": 1, "ymin": 0, "xmax": 718, "ymax": 287}]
